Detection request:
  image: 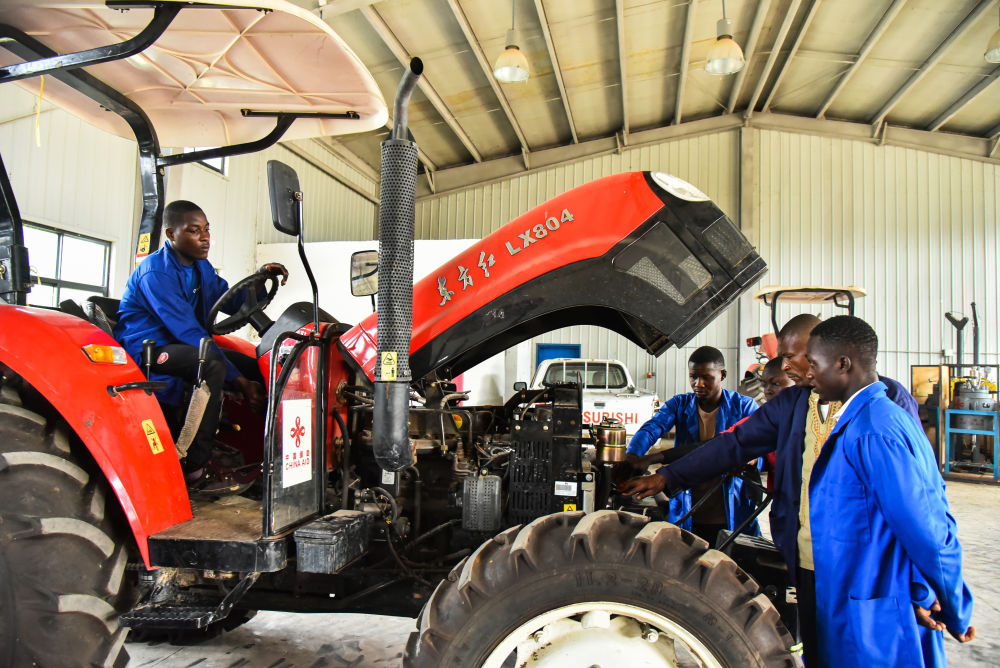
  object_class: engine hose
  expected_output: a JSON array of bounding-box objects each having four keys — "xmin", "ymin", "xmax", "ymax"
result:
[
  {"xmin": 405, "ymin": 466, "xmax": 422, "ymax": 538},
  {"xmin": 331, "ymin": 407, "xmax": 351, "ymax": 509},
  {"xmin": 372, "ymin": 486, "xmax": 400, "ymax": 522},
  {"xmin": 403, "ymin": 518, "xmax": 461, "ymax": 555}
]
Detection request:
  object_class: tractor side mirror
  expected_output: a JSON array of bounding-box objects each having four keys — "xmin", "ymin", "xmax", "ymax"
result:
[
  {"xmin": 513, "ymin": 381, "xmax": 527, "ymax": 392},
  {"xmin": 350, "ymin": 250, "xmax": 379, "ymax": 297},
  {"xmin": 266, "ymin": 160, "xmax": 302, "ymax": 236}
]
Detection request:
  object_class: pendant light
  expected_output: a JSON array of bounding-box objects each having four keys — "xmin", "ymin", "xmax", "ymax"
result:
[
  {"xmin": 987, "ymin": 6, "xmax": 1000, "ymax": 63},
  {"xmin": 705, "ymin": 0, "xmax": 745, "ymax": 76},
  {"xmin": 494, "ymin": 1, "xmax": 529, "ymax": 83}
]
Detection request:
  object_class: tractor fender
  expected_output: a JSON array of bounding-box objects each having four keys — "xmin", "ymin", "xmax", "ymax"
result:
[{"xmin": 0, "ymin": 304, "xmax": 191, "ymax": 566}]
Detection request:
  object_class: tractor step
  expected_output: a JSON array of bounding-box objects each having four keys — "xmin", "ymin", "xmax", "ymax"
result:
[
  {"xmin": 121, "ymin": 572, "xmax": 259, "ymax": 630},
  {"xmin": 120, "ymin": 605, "xmax": 220, "ymax": 629},
  {"xmin": 148, "ymin": 496, "xmax": 288, "ymax": 572}
]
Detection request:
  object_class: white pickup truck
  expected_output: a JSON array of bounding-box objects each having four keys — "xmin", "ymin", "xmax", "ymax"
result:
[{"xmin": 526, "ymin": 358, "xmax": 660, "ymax": 435}]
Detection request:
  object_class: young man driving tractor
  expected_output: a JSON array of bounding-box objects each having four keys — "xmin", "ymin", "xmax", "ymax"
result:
[{"xmin": 113, "ymin": 200, "xmax": 287, "ymax": 493}]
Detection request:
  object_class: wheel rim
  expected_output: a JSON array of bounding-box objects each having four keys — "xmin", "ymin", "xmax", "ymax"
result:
[{"xmin": 481, "ymin": 601, "xmax": 726, "ymax": 668}]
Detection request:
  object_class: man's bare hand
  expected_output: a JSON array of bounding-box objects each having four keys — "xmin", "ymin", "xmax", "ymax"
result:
[
  {"xmin": 913, "ymin": 600, "xmax": 945, "ymax": 632},
  {"xmin": 617, "ymin": 473, "xmax": 666, "ymax": 499},
  {"xmin": 611, "ymin": 454, "xmax": 641, "ymax": 483},
  {"xmin": 950, "ymin": 626, "xmax": 976, "ymax": 643}
]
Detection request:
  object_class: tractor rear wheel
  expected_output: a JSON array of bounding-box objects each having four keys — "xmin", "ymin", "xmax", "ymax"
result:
[
  {"xmin": 404, "ymin": 510, "xmax": 796, "ymax": 668},
  {"xmin": 0, "ymin": 379, "xmax": 135, "ymax": 668}
]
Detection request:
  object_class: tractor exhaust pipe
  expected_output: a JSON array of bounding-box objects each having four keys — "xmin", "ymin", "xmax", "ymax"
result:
[{"xmin": 373, "ymin": 57, "xmax": 423, "ymax": 472}]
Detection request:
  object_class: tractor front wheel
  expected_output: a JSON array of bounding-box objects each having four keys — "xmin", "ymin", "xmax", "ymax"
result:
[
  {"xmin": 404, "ymin": 510, "xmax": 796, "ymax": 668},
  {"xmin": 0, "ymin": 380, "xmax": 134, "ymax": 668}
]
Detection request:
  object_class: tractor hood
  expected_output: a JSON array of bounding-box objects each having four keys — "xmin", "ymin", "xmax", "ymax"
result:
[{"xmin": 339, "ymin": 171, "xmax": 767, "ymax": 382}]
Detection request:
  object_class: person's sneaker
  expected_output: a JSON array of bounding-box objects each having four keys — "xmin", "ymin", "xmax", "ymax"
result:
[{"xmin": 184, "ymin": 467, "xmax": 249, "ymax": 496}]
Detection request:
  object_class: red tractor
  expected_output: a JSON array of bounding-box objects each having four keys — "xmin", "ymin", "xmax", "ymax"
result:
[{"xmin": 1, "ymin": 3, "xmax": 796, "ymax": 667}]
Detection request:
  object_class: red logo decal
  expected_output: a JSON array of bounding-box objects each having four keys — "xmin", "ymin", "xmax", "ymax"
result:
[
  {"xmin": 156, "ymin": 352, "xmax": 169, "ymax": 364},
  {"xmin": 290, "ymin": 416, "xmax": 306, "ymax": 447}
]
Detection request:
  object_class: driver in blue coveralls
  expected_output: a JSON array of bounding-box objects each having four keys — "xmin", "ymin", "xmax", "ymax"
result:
[
  {"xmin": 114, "ymin": 200, "xmax": 287, "ymax": 493},
  {"xmin": 800, "ymin": 315, "xmax": 974, "ymax": 666}
]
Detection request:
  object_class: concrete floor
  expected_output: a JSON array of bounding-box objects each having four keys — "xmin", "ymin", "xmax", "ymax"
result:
[{"xmin": 126, "ymin": 480, "xmax": 999, "ymax": 667}]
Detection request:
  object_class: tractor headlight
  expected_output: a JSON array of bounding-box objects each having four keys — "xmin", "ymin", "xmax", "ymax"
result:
[{"xmin": 82, "ymin": 344, "xmax": 128, "ymax": 365}]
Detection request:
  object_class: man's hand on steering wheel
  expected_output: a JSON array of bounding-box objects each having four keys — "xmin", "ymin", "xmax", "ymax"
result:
[
  {"xmin": 257, "ymin": 262, "xmax": 288, "ymax": 286},
  {"xmin": 207, "ymin": 265, "xmax": 286, "ymax": 335}
]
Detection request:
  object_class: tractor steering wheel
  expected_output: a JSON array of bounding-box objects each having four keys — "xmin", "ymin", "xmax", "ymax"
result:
[{"xmin": 207, "ymin": 270, "xmax": 280, "ymax": 335}]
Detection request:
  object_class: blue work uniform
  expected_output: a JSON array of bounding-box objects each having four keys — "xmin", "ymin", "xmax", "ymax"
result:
[
  {"xmin": 628, "ymin": 389, "xmax": 759, "ymax": 533},
  {"xmin": 658, "ymin": 375, "xmax": 919, "ymax": 576},
  {"xmin": 113, "ymin": 241, "xmax": 241, "ymax": 405},
  {"xmin": 810, "ymin": 382, "xmax": 972, "ymax": 666}
]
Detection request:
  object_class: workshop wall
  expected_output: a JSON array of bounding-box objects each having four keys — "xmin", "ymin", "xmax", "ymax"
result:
[{"xmin": 752, "ymin": 129, "xmax": 1000, "ymax": 386}]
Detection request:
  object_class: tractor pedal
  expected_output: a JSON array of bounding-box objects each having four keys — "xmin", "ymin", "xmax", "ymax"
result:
[{"xmin": 120, "ymin": 605, "xmax": 220, "ymax": 630}]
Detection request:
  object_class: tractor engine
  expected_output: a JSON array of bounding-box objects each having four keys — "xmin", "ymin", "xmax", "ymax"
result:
[{"xmin": 345, "ymin": 380, "xmax": 597, "ymax": 557}]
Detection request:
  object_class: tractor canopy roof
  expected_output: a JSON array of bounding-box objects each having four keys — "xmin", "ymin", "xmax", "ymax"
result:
[{"xmin": 0, "ymin": 0, "xmax": 388, "ymax": 146}]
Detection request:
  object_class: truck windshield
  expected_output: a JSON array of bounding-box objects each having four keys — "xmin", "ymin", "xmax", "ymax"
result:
[{"xmin": 543, "ymin": 362, "xmax": 627, "ymax": 389}]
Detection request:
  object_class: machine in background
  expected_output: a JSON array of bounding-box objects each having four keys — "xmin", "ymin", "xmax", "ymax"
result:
[{"xmin": 911, "ymin": 303, "xmax": 1000, "ymax": 480}]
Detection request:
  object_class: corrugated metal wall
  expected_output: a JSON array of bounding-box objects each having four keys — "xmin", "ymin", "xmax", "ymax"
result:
[
  {"xmin": 754, "ymin": 129, "xmax": 1000, "ymax": 385},
  {"xmin": 0, "ymin": 87, "xmax": 138, "ymax": 293},
  {"xmin": 416, "ymin": 132, "xmax": 742, "ymax": 400}
]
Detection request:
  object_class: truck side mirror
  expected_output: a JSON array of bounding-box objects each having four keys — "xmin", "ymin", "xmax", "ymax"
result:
[
  {"xmin": 267, "ymin": 160, "xmax": 302, "ymax": 236},
  {"xmin": 350, "ymin": 250, "xmax": 379, "ymax": 297},
  {"xmin": 513, "ymin": 381, "xmax": 527, "ymax": 392}
]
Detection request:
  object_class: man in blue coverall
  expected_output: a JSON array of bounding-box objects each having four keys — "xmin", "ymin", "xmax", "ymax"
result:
[
  {"xmin": 617, "ymin": 345, "xmax": 759, "ymax": 541},
  {"xmin": 799, "ymin": 315, "xmax": 974, "ymax": 665},
  {"xmin": 114, "ymin": 200, "xmax": 287, "ymax": 492},
  {"xmin": 620, "ymin": 313, "xmax": 923, "ymax": 665}
]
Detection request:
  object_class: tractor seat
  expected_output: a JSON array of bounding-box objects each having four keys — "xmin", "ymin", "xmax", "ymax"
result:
[{"xmin": 57, "ymin": 297, "xmax": 119, "ymax": 338}]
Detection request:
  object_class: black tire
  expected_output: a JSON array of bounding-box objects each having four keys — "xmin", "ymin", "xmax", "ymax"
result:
[
  {"xmin": 405, "ymin": 510, "xmax": 796, "ymax": 668},
  {"xmin": 0, "ymin": 379, "xmax": 135, "ymax": 668}
]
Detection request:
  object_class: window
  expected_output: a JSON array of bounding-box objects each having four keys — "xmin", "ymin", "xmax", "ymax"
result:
[
  {"xmin": 184, "ymin": 147, "xmax": 227, "ymax": 175},
  {"xmin": 22, "ymin": 222, "xmax": 111, "ymax": 307},
  {"xmin": 543, "ymin": 362, "xmax": 628, "ymax": 389}
]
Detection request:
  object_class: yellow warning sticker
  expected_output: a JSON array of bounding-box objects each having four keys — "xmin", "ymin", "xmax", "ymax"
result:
[
  {"xmin": 563, "ymin": 503, "xmax": 577, "ymax": 512},
  {"xmin": 380, "ymin": 351, "xmax": 397, "ymax": 381},
  {"xmin": 137, "ymin": 233, "xmax": 151, "ymax": 256},
  {"xmin": 142, "ymin": 419, "xmax": 164, "ymax": 455}
]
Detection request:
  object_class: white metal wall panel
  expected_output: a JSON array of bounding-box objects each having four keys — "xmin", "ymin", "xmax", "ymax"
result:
[
  {"xmin": 0, "ymin": 86, "xmax": 138, "ymax": 294},
  {"xmin": 755, "ymin": 129, "xmax": 1000, "ymax": 385},
  {"xmin": 256, "ymin": 142, "xmax": 377, "ymax": 245},
  {"xmin": 416, "ymin": 132, "xmax": 743, "ymax": 399}
]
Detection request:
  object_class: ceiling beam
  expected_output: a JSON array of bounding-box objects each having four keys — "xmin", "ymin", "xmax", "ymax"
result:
[
  {"xmin": 871, "ymin": 0, "xmax": 995, "ymax": 128},
  {"xmin": 360, "ymin": 5, "xmax": 483, "ymax": 162},
  {"xmin": 674, "ymin": 0, "xmax": 696, "ymax": 125},
  {"xmin": 316, "ymin": 137, "xmax": 380, "ymax": 183},
  {"xmin": 417, "ymin": 111, "xmax": 1000, "ymax": 199},
  {"xmin": 532, "ymin": 0, "xmax": 578, "ymax": 143},
  {"xmin": 615, "ymin": 0, "xmax": 629, "ymax": 138},
  {"xmin": 815, "ymin": 0, "xmax": 908, "ymax": 119},
  {"xmin": 928, "ymin": 68, "xmax": 1000, "ymax": 131},
  {"xmin": 762, "ymin": 0, "xmax": 821, "ymax": 112},
  {"xmin": 726, "ymin": 0, "xmax": 772, "ymax": 114},
  {"xmin": 444, "ymin": 0, "xmax": 530, "ymax": 153},
  {"xmin": 745, "ymin": 0, "xmax": 801, "ymax": 118}
]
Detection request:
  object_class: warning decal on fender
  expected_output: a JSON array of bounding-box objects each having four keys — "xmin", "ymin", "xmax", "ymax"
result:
[
  {"xmin": 281, "ymin": 399, "xmax": 313, "ymax": 488},
  {"xmin": 142, "ymin": 419, "xmax": 164, "ymax": 455}
]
